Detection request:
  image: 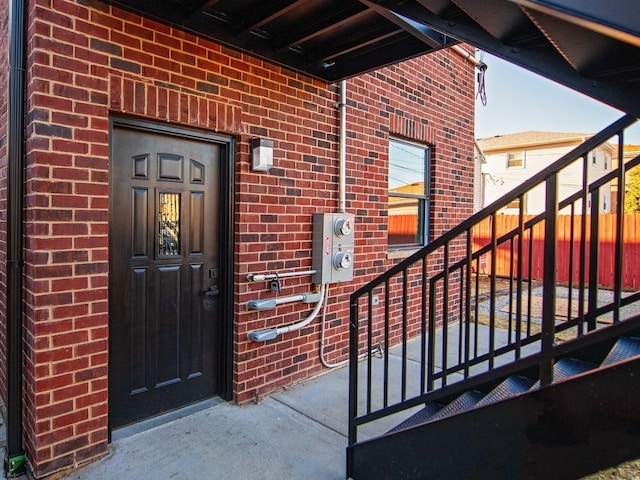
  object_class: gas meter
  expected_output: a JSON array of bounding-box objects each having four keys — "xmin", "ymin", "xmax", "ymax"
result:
[{"xmin": 312, "ymin": 213, "xmax": 355, "ymax": 284}]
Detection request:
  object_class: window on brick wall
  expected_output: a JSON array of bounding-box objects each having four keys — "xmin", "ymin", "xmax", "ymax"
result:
[{"xmin": 388, "ymin": 138, "xmax": 431, "ymax": 248}]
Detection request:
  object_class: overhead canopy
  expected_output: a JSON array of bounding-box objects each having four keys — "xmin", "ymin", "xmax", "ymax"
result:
[{"xmin": 107, "ymin": 0, "xmax": 640, "ymax": 116}]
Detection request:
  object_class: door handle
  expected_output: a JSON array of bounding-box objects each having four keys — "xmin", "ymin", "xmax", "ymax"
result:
[
  {"xmin": 202, "ymin": 285, "xmax": 219, "ymax": 312},
  {"xmin": 204, "ymin": 285, "xmax": 220, "ymax": 296}
]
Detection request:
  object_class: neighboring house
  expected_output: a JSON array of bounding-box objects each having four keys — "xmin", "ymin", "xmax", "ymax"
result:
[
  {"xmin": 477, "ymin": 131, "xmax": 615, "ymax": 214},
  {"xmin": 0, "ymin": 1, "xmax": 475, "ymax": 477},
  {"xmin": 473, "ymin": 140, "xmax": 487, "ymax": 212},
  {"xmin": 623, "ymin": 144, "xmax": 640, "ymax": 164}
]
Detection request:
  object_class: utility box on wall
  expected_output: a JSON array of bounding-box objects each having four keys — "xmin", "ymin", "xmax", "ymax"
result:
[{"xmin": 312, "ymin": 213, "xmax": 355, "ymax": 284}]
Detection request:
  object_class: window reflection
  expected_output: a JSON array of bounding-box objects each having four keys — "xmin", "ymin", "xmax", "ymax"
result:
[
  {"xmin": 388, "ymin": 139, "xmax": 430, "ymax": 248},
  {"xmin": 389, "ymin": 198, "xmax": 422, "ymax": 246}
]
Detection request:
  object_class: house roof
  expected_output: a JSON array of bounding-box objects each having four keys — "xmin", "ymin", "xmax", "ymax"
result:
[
  {"xmin": 477, "ymin": 131, "xmax": 593, "ymax": 152},
  {"xmin": 390, "ymin": 182, "xmax": 425, "ymax": 196},
  {"xmin": 622, "ymin": 144, "xmax": 640, "ymax": 160}
]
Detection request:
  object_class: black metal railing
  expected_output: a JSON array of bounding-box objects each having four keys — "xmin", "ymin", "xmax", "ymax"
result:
[{"xmin": 348, "ymin": 115, "xmax": 640, "ymax": 451}]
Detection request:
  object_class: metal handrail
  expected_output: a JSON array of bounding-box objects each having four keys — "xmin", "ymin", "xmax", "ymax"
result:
[
  {"xmin": 351, "ymin": 114, "xmax": 637, "ymax": 298},
  {"xmin": 348, "ymin": 114, "xmax": 640, "ymax": 451}
]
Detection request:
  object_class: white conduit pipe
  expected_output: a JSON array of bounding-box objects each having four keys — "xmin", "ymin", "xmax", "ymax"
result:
[
  {"xmin": 319, "ymin": 80, "xmax": 379, "ymax": 367},
  {"xmin": 319, "ymin": 285, "xmax": 348, "ymax": 368},
  {"xmin": 275, "ymin": 283, "xmax": 326, "ymax": 335},
  {"xmin": 319, "ymin": 284, "xmax": 379, "ymax": 368},
  {"xmin": 269, "ymin": 293, "xmax": 305, "ymax": 305},
  {"xmin": 318, "ymin": 80, "xmax": 350, "ymax": 363},
  {"xmin": 247, "ymin": 270, "xmax": 317, "ymax": 282},
  {"xmin": 248, "ymin": 283, "xmax": 327, "ymax": 342},
  {"xmin": 338, "ymin": 79, "xmax": 347, "ymax": 214}
]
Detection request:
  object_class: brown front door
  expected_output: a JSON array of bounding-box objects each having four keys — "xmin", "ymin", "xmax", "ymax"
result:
[{"xmin": 109, "ymin": 120, "xmax": 223, "ymax": 429}]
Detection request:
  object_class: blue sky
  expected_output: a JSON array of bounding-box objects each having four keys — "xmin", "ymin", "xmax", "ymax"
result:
[{"xmin": 474, "ymin": 53, "xmax": 640, "ymax": 145}]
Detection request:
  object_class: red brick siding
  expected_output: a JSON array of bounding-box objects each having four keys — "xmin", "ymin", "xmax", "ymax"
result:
[
  {"xmin": 338, "ymin": 54, "xmax": 475, "ymax": 355},
  {"xmin": 15, "ymin": 0, "xmax": 476, "ymax": 476},
  {"xmin": 0, "ymin": 0, "xmax": 8, "ymax": 407}
]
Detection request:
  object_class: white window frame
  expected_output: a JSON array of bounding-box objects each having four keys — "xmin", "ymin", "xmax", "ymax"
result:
[
  {"xmin": 388, "ymin": 137, "xmax": 431, "ymax": 249},
  {"xmin": 506, "ymin": 151, "xmax": 524, "ymax": 169}
]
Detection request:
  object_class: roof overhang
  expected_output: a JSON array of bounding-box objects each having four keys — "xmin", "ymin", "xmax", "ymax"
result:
[
  {"xmin": 104, "ymin": 0, "xmax": 640, "ymax": 116},
  {"xmin": 105, "ymin": 0, "xmax": 457, "ymax": 83}
]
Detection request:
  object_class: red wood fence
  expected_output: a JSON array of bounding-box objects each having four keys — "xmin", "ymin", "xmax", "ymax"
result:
[
  {"xmin": 469, "ymin": 213, "xmax": 640, "ymax": 290},
  {"xmin": 388, "ymin": 213, "xmax": 640, "ymax": 289}
]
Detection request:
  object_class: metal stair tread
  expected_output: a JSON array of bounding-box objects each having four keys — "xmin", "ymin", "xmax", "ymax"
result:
[
  {"xmin": 388, "ymin": 390, "xmax": 485, "ymax": 434},
  {"xmin": 531, "ymin": 357, "xmax": 597, "ymax": 389},
  {"xmin": 385, "ymin": 338, "xmax": 639, "ymax": 437},
  {"xmin": 554, "ymin": 357, "xmax": 597, "ymax": 379},
  {"xmin": 601, "ymin": 336, "xmax": 640, "ymax": 367},
  {"xmin": 389, "ymin": 345, "xmax": 628, "ymax": 436},
  {"xmin": 427, "ymin": 390, "xmax": 485, "ymax": 422},
  {"xmin": 387, "ymin": 403, "xmax": 443, "ymax": 434},
  {"xmin": 475, "ymin": 375, "xmax": 537, "ymax": 408}
]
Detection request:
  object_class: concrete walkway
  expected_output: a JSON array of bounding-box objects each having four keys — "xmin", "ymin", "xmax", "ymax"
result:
[
  {"xmin": 67, "ymin": 366, "xmax": 351, "ymax": 479},
  {"xmin": 2, "ymin": 315, "xmax": 627, "ymax": 479},
  {"xmin": 65, "ymin": 324, "xmax": 509, "ymax": 480},
  {"xmin": 71, "ymin": 394, "xmax": 347, "ymax": 480},
  {"xmin": 0, "ymin": 324, "xmax": 528, "ymax": 479}
]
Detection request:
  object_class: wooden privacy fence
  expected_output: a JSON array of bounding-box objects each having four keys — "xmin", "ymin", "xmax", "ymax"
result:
[
  {"xmin": 468, "ymin": 213, "xmax": 640, "ymax": 290},
  {"xmin": 388, "ymin": 213, "xmax": 640, "ymax": 290}
]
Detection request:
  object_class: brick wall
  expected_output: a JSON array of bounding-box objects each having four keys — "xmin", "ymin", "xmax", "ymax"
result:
[
  {"xmin": 13, "ymin": 0, "xmax": 475, "ymax": 476},
  {"xmin": 0, "ymin": 0, "xmax": 8, "ymax": 407}
]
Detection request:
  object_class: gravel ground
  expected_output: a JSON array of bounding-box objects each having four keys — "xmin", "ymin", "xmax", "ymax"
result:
[
  {"xmin": 581, "ymin": 459, "xmax": 640, "ymax": 479},
  {"xmin": 477, "ymin": 283, "xmax": 640, "ymax": 323}
]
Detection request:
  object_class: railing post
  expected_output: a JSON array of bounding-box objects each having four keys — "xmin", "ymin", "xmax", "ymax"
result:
[
  {"xmin": 577, "ymin": 154, "xmax": 589, "ymax": 336},
  {"xmin": 540, "ymin": 174, "xmax": 558, "ymax": 387},
  {"xmin": 348, "ymin": 296, "xmax": 359, "ymax": 451},
  {"xmin": 428, "ymin": 276, "xmax": 436, "ymax": 391},
  {"xmin": 613, "ymin": 133, "xmax": 626, "ymax": 324},
  {"xmin": 588, "ymin": 191, "xmax": 600, "ymax": 331},
  {"xmin": 489, "ymin": 213, "xmax": 496, "ymax": 369}
]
